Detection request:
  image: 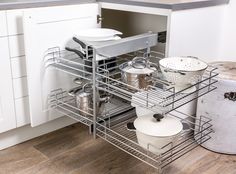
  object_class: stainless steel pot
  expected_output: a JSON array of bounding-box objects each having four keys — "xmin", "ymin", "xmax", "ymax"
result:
[
  {"xmin": 119, "ymin": 57, "xmax": 157, "ymax": 90},
  {"xmin": 68, "ymin": 83, "xmax": 109, "ymax": 117}
]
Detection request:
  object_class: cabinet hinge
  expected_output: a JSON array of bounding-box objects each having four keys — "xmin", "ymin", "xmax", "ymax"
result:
[{"xmin": 97, "ymin": 15, "xmax": 103, "ymax": 24}]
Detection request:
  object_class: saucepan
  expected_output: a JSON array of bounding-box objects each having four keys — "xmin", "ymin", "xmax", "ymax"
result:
[
  {"xmin": 68, "ymin": 83, "xmax": 109, "ymax": 116},
  {"xmin": 119, "ymin": 57, "xmax": 158, "ymax": 90}
]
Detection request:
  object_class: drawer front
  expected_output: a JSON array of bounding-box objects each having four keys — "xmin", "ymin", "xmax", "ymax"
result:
[
  {"xmin": 8, "ymin": 35, "xmax": 25, "ymax": 58},
  {"xmin": 6, "ymin": 10, "xmax": 24, "ymax": 35},
  {"xmin": 15, "ymin": 97, "xmax": 30, "ymax": 127},
  {"xmin": 11, "ymin": 56, "xmax": 27, "ymax": 78},
  {"xmin": 0, "ymin": 11, "xmax": 7, "ymax": 37},
  {"xmin": 13, "ymin": 77, "xmax": 28, "ymax": 99}
]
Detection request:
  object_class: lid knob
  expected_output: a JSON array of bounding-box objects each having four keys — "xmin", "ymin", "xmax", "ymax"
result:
[{"xmin": 153, "ymin": 114, "xmax": 164, "ymax": 122}]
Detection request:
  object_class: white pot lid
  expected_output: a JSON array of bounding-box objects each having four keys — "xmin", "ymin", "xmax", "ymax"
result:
[
  {"xmin": 159, "ymin": 57, "xmax": 208, "ymax": 72},
  {"xmin": 134, "ymin": 114, "xmax": 183, "ymax": 137},
  {"xmin": 210, "ymin": 61, "xmax": 236, "ymax": 81}
]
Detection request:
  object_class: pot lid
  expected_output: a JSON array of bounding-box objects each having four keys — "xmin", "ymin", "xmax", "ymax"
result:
[
  {"xmin": 120, "ymin": 57, "xmax": 156, "ymax": 74},
  {"xmin": 210, "ymin": 61, "xmax": 236, "ymax": 81},
  {"xmin": 123, "ymin": 65, "xmax": 155, "ymax": 74},
  {"xmin": 134, "ymin": 114, "xmax": 183, "ymax": 137}
]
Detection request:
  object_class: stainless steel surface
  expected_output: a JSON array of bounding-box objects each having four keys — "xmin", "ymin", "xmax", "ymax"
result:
[
  {"xmin": 85, "ymin": 33, "xmax": 158, "ymax": 58},
  {"xmin": 68, "ymin": 85, "xmax": 93, "ymax": 117},
  {"xmin": 68, "ymin": 83, "xmax": 109, "ymax": 117},
  {"xmin": 49, "ymin": 88, "xmax": 133, "ymax": 126},
  {"xmin": 0, "ymin": 0, "xmax": 229, "ymax": 11},
  {"xmin": 99, "ymin": 0, "xmax": 229, "ymax": 11},
  {"xmin": 119, "ymin": 57, "xmax": 155, "ymax": 90}
]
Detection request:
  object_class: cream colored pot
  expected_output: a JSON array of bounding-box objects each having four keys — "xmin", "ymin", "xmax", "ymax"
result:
[{"xmin": 133, "ymin": 114, "xmax": 183, "ymax": 154}]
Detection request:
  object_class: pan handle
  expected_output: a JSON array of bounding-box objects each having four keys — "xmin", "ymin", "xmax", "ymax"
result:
[
  {"xmin": 72, "ymin": 37, "xmax": 94, "ymax": 55},
  {"xmin": 72, "ymin": 37, "xmax": 86, "ymax": 49},
  {"xmin": 65, "ymin": 47, "xmax": 85, "ymax": 59}
]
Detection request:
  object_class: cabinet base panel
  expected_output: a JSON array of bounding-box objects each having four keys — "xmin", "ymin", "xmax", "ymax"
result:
[{"xmin": 0, "ymin": 116, "xmax": 76, "ymax": 150}]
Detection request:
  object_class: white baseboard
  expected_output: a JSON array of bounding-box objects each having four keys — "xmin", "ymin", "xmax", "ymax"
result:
[{"xmin": 0, "ymin": 116, "xmax": 77, "ymax": 150}]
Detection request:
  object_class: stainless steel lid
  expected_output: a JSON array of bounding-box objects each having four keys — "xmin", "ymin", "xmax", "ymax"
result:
[
  {"xmin": 120, "ymin": 57, "xmax": 155, "ymax": 75},
  {"xmin": 210, "ymin": 61, "xmax": 236, "ymax": 81}
]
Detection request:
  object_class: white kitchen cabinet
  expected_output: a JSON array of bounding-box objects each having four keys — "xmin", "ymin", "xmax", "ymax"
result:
[
  {"xmin": 12, "ymin": 77, "xmax": 28, "ymax": 99},
  {"xmin": 0, "ymin": 37, "xmax": 17, "ymax": 133},
  {"xmin": 15, "ymin": 96, "xmax": 30, "ymax": 127},
  {"xmin": 0, "ymin": 11, "xmax": 7, "ymax": 37},
  {"xmin": 6, "ymin": 10, "xmax": 24, "ymax": 35},
  {"xmin": 11, "ymin": 56, "xmax": 27, "ymax": 79},
  {"xmin": 8, "ymin": 35, "xmax": 25, "ymax": 58},
  {"xmin": 23, "ymin": 3, "xmax": 100, "ymax": 126}
]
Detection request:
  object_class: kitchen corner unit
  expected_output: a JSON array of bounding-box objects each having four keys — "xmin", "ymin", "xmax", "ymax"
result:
[{"xmin": 0, "ymin": 0, "xmax": 229, "ymax": 172}]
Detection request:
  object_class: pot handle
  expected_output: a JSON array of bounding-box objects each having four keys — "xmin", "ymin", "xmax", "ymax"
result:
[
  {"xmin": 163, "ymin": 68, "xmax": 186, "ymax": 76},
  {"xmin": 73, "ymin": 78, "xmax": 83, "ymax": 86},
  {"xmin": 184, "ymin": 56, "xmax": 199, "ymax": 59},
  {"xmin": 82, "ymin": 83, "xmax": 93, "ymax": 93},
  {"xmin": 153, "ymin": 114, "xmax": 164, "ymax": 122},
  {"xmin": 148, "ymin": 62, "xmax": 159, "ymax": 72},
  {"xmin": 224, "ymin": 92, "xmax": 236, "ymax": 101},
  {"xmin": 68, "ymin": 87, "xmax": 82, "ymax": 97},
  {"xmin": 131, "ymin": 57, "xmax": 147, "ymax": 69},
  {"xmin": 127, "ymin": 122, "xmax": 136, "ymax": 131}
]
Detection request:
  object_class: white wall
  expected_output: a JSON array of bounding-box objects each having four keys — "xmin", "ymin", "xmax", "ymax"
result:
[
  {"xmin": 219, "ymin": 0, "xmax": 236, "ymax": 61},
  {"xmin": 167, "ymin": 5, "xmax": 225, "ymax": 63}
]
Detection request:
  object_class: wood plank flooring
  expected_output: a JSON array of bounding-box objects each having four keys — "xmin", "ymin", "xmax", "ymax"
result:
[{"xmin": 0, "ymin": 123, "xmax": 236, "ymax": 174}]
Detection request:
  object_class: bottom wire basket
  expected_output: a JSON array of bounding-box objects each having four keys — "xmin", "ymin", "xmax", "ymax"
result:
[{"xmin": 96, "ymin": 111, "xmax": 212, "ymax": 172}]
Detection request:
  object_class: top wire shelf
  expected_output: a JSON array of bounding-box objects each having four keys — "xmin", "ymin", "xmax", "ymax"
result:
[{"xmin": 96, "ymin": 51, "xmax": 218, "ymax": 115}]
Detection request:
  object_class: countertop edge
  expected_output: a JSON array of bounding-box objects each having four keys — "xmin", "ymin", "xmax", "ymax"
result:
[
  {"xmin": 98, "ymin": 0, "xmax": 230, "ymax": 11},
  {"xmin": 172, "ymin": 0, "xmax": 230, "ymax": 11},
  {"xmin": 0, "ymin": 0, "xmax": 230, "ymax": 11},
  {"xmin": 0, "ymin": 0, "xmax": 96, "ymax": 10}
]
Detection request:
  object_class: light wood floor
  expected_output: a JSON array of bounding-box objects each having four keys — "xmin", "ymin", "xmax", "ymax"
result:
[{"xmin": 0, "ymin": 123, "xmax": 236, "ymax": 174}]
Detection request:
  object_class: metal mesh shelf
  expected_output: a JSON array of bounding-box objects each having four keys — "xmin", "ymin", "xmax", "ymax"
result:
[
  {"xmin": 96, "ymin": 51, "xmax": 218, "ymax": 115},
  {"xmin": 96, "ymin": 111, "xmax": 212, "ymax": 171},
  {"xmin": 44, "ymin": 47, "xmax": 93, "ymax": 81},
  {"xmin": 49, "ymin": 88, "xmax": 133, "ymax": 126}
]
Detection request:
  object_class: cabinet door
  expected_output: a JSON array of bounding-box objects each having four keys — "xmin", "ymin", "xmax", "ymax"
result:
[
  {"xmin": 23, "ymin": 3, "xmax": 100, "ymax": 127},
  {"xmin": 0, "ymin": 11, "xmax": 7, "ymax": 37},
  {"xmin": 0, "ymin": 37, "xmax": 16, "ymax": 133}
]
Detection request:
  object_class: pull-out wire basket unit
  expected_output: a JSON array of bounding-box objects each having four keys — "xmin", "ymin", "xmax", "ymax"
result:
[{"xmin": 44, "ymin": 32, "xmax": 217, "ymax": 173}]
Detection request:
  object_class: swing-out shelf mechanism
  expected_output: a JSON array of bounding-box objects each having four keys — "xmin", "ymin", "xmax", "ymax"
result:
[{"xmin": 46, "ymin": 32, "xmax": 217, "ymax": 173}]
